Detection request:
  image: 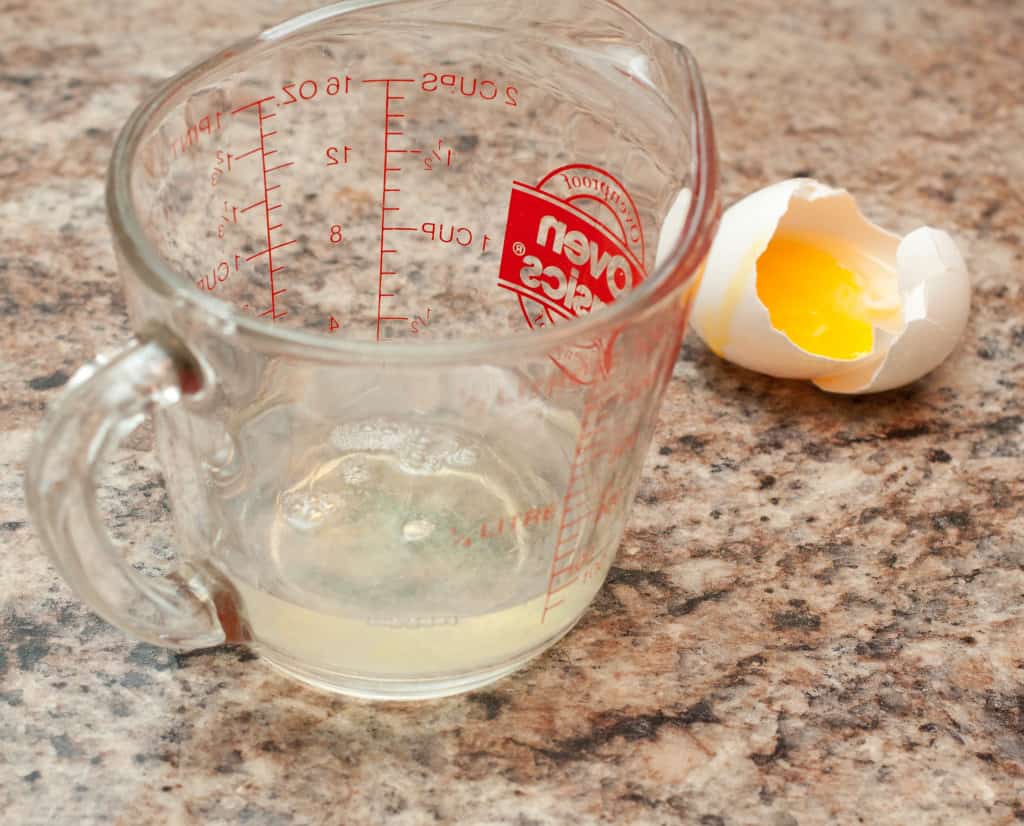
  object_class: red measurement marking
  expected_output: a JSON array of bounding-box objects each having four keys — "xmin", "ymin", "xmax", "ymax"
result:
[
  {"xmin": 244, "ymin": 239, "xmax": 297, "ymax": 261},
  {"xmin": 420, "ymin": 72, "xmax": 520, "ymax": 106},
  {"xmin": 234, "ymin": 146, "xmax": 261, "ymax": 161},
  {"xmin": 541, "ymin": 387, "xmax": 613, "ymax": 624},
  {"xmin": 361, "ymin": 78, "xmax": 416, "ymax": 341},
  {"xmin": 232, "ymin": 97, "xmax": 293, "ymax": 320},
  {"xmin": 230, "ymin": 96, "xmax": 275, "ymax": 115},
  {"xmin": 170, "ymin": 111, "xmax": 224, "ymax": 159}
]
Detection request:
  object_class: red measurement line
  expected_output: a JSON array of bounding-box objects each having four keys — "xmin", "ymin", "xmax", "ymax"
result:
[
  {"xmin": 376, "ymin": 83, "xmax": 391, "ymax": 341},
  {"xmin": 266, "ymin": 161, "xmax": 294, "ymax": 174},
  {"xmin": 559, "ymin": 511, "xmax": 594, "ymax": 532},
  {"xmin": 241, "ymin": 198, "xmax": 265, "ymax": 213},
  {"xmin": 546, "ymin": 577, "xmax": 580, "ymax": 597},
  {"xmin": 268, "ymin": 203, "xmax": 282, "ymax": 212},
  {"xmin": 231, "ymin": 95, "xmax": 274, "ymax": 115},
  {"xmin": 234, "ymin": 146, "xmax": 261, "ymax": 161},
  {"xmin": 255, "ymin": 97, "xmax": 290, "ymax": 320},
  {"xmin": 369, "ymin": 79, "xmax": 418, "ymax": 340},
  {"xmin": 387, "ymin": 148, "xmax": 421, "ymax": 154},
  {"xmin": 541, "ymin": 391, "xmax": 614, "ymax": 624},
  {"xmin": 245, "ymin": 239, "xmax": 297, "ymax": 261},
  {"xmin": 556, "ymin": 530, "xmax": 582, "ymax": 546},
  {"xmin": 546, "ymin": 579, "xmax": 581, "ymax": 599}
]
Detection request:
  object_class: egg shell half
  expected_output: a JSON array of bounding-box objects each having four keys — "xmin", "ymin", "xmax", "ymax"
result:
[
  {"xmin": 690, "ymin": 178, "xmax": 903, "ymax": 380},
  {"xmin": 812, "ymin": 227, "xmax": 970, "ymax": 393}
]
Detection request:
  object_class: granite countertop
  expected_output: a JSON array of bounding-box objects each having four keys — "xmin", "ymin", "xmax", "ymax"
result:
[{"xmin": 3, "ymin": 0, "xmax": 1023, "ymax": 823}]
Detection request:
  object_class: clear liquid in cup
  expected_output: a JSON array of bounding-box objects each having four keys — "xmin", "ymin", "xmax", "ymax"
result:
[{"xmin": 222, "ymin": 410, "xmax": 620, "ymax": 683}]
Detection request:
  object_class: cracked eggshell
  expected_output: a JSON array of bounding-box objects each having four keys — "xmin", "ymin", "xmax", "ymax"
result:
[
  {"xmin": 813, "ymin": 227, "xmax": 970, "ymax": 394},
  {"xmin": 689, "ymin": 178, "xmax": 970, "ymax": 394},
  {"xmin": 690, "ymin": 178, "xmax": 900, "ymax": 380}
]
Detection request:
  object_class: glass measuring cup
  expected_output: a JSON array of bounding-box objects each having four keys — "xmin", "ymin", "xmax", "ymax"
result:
[{"xmin": 25, "ymin": 0, "xmax": 719, "ymax": 699}]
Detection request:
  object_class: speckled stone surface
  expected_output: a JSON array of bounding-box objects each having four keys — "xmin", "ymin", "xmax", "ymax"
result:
[{"xmin": 3, "ymin": 0, "xmax": 1024, "ymax": 823}]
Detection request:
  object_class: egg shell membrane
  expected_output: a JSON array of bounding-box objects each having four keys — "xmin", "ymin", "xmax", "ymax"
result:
[
  {"xmin": 693, "ymin": 178, "xmax": 905, "ymax": 380},
  {"xmin": 813, "ymin": 227, "xmax": 970, "ymax": 394}
]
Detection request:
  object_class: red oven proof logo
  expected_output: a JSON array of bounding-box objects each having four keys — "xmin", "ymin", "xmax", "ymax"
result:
[{"xmin": 498, "ymin": 164, "xmax": 647, "ymax": 383}]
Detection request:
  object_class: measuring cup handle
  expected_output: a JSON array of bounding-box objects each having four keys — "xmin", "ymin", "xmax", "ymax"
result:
[{"xmin": 25, "ymin": 332, "xmax": 228, "ymax": 650}]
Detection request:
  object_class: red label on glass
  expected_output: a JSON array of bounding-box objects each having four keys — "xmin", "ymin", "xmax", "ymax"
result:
[
  {"xmin": 498, "ymin": 176, "xmax": 646, "ymax": 331},
  {"xmin": 497, "ymin": 165, "xmax": 646, "ymax": 385}
]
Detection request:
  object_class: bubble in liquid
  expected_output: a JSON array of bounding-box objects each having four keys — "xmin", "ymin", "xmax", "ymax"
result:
[
  {"xmin": 402, "ymin": 518, "xmax": 436, "ymax": 542},
  {"xmin": 399, "ymin": 451, "xmax": 445, "ymax": 475},
  {"xmin": 331, "ymin": 418, "xmax": 407, "ymax": 453},
  {"xmin": 342, "ymin": 461, "xmax": 370, "ymax": 486},
  {"xmin": 280, "ymin": 489, "xmax": 341, "ymax": 533},
  {"xmin": 330, "ymin": 418, "xmax": 481, "ymax": 476},
  {"xmin": 446, "ymin": 446, "xmax": 478, "ymax": 468}
]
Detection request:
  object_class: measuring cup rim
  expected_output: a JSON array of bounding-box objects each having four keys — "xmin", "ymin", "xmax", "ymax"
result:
[{"xmin": 107, "ymin": 0, "xmax": 721, "ymax": 365}]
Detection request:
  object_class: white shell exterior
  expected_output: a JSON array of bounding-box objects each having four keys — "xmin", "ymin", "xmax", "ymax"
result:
[
  {"xmin": 813, "ymin": 228, "xmax": 970, "ymax": 393},
  {"xmin": 690, "ymin": 178, "xmax": 970, "ymax": 394}
]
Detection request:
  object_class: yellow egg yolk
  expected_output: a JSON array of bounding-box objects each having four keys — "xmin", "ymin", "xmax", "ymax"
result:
[{"xmin": 756, "ymin": 236, "xmax": 874, "ymax": 360}]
